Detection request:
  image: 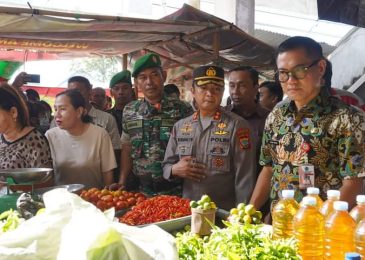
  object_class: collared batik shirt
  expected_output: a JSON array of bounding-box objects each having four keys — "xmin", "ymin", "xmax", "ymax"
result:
[
  {"xmin": 122, "ymin": 95, "xmax": 193, "ymax": 195},
  {"xmin": 260, "ymin": 88, "xmax": 365, "ymax": 209}
]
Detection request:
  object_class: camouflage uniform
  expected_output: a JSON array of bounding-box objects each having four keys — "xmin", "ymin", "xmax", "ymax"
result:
[{"xmin": 122, "ymin": 95, "xmax": 193, "ymax": 195}]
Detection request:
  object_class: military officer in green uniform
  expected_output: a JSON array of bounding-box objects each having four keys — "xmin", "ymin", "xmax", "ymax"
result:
[
  {"xmin": 118, "ymin": 53, "xmax": 193, "ymax": 195},
  {"xmin": 250, "ymin": 36, "xmax": 365, "ymax": 213},
  {"xmin": 162, "ymin": 65, "xmax": 256, "ymax": 210}
]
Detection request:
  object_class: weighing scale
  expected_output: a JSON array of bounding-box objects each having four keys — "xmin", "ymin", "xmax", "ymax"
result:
[{"xmin": 0, "ymin": 168, "xmax": 53, "ymax": 213}]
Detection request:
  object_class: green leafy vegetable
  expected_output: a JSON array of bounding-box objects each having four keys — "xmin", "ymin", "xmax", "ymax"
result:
[
  {"xmin": 176, "ymin": 222, "xmax": 299, "ymax": 260},
  {"xmin": 0, "ymin": 209, "xmax": 23, "ymax": 234}
]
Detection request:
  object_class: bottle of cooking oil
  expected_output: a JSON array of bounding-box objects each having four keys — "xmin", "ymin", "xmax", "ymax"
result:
[
  {"xmin": 350, "ymin": 195, "xmax": 365, "ymax": 224},
  {"xmin": 324, "ymin": 201, "xmax": 356, "ymax": 259},
  {"xmin": 293, "ymin": 196, "xmax": 324, "ymax": 259},
  {"xmin": 320, "ymin": 190, "xmax": 340, "ymax": 218},
  {"xmin": 272, "ymin": 189, "xmax": 300, "ymax": 239},
  {"xmin": 345, "ymin": 252, "xmax": 361, "ymax": 260},
  {"xmin": 354, "ymin": 219, "xmax": 365, "ymax": 258},
  {"xmin": 300, "ymin": 187, "xmax": 323, "ymax": 210}
]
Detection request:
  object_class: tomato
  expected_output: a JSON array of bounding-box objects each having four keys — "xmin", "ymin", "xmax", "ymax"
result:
[
  {"xmin": 101, "ymin": 195, "xmax": 113, "ymax": 202},
  {"xmin": 136, "ymin": 193, "xmax": 146, "ymax": 199},
  {"xmin": 137, "ymin": 197, "xmax": 146, "ymax": 204},
  {"xmin": 105, "ymin": 202, "xmax": 114, "ymax": 209},
  {"xmin": 89, "ymin": 188, "xmax": 98, "ymax": 193},
  {"xmin": 116, "ymin": 201, "xmax": 127, "ymax": 211},
  {"xmin": 96, "ymin": 200, "xmax": 106, "ymax": 211},
  {"xmin": 127, "ymin": 197, "xmax": 136, "ymax": 205},
  {"xmin": 89, "ymin": 193, "xmax": 99, "ymax": 203},
  {"xmin": 113, "ymin": 190, "xmax": 122, "ymax": 197},
  {"xmin": 101, "ymin": 189, "xmax": 110, "ymax": 196}
]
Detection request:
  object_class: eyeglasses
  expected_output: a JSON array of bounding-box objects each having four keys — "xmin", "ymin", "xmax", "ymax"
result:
[{"xmin": 276, "ymin": 59, "xmax": 321, "ymax": 83}]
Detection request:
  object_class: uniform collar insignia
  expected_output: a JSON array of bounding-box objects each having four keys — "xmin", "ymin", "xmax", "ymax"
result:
[
  {"xmin": 214, "ymin": 121, "xmax": 228, "ymax": 135},
  {"xmin": 180, "ymin": 122, "xmax": 193, "ymax": 134}
]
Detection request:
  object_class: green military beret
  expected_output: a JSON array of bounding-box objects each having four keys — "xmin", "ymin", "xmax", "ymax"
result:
[
  {"xmin": 132, "ymin": 53, "xmax": 162, "ymax": 77},
  {"xmin": 109, "ymin": 70, "xmax": 132, "ymax": 88},
  {"xmin": 193, "ymin": 65, "xmax": 225, "ymax": 87}
]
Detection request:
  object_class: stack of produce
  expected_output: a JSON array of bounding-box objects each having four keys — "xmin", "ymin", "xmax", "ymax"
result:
[
  {"xmin": 80, "ymin": 188, "xmax": 146, "ymax": 211},
  {"xmin": 228, "ymin": 203, "xmax": 262, "ymax": 225},
  {"xmin": 119, "ymin": 195, "xmax": 191, "ymax": 225},
  {"xmin": 176, "ymin": 222, "xmax": 298, "ymax": 259}
]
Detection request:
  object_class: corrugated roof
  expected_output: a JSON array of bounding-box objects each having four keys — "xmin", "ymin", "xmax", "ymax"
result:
[{"xmin": 254, "ymin": 28, "xmax": 336, "ymax": 57}]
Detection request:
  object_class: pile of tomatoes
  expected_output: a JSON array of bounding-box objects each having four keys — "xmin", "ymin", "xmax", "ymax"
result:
[{"xmin": 80, "ymin": 188, "xmax": 146, "ymax": 211}]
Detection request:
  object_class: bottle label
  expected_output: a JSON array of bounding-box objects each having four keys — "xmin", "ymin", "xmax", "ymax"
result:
[{"xmin": 298, "ymin": 164, "xmax": 315, "ymax": 189}]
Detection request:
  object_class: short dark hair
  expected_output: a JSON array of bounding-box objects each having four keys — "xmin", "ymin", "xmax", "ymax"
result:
[
  {"xmin": 25, "ymin": 89, "xmax": 40, "ymax": 101},
  {"xmin": 276, "ymin": 36, "xmax": 323, "ymax": 61},
  {"xmin": 56, "ymin": 89, "xmax": 92, "ymax": 123},
  {"xmin": 0, "ymin": 83, "xmax": 30, "ymax": 128},
  {"xmin": 322, "ymin": 58, "xmax": 332, "ymax": 89},
  {"xmin": 68, "ymin": 76, "xmax": 92, "ymax": 90},
  {"xmin": 164, "ymin": 84, "xmax": 180, "ymax": 96},
  {"xmin": 259, "ymin": 81, "xmax": 284, "ymax": 101},
  {"xmin": 229, "ymin": 66, "xmax": 259, "ymax": 85},
  {"xmin": 39, "ymin": 100, "xmax": 52, "ymax": 113}
]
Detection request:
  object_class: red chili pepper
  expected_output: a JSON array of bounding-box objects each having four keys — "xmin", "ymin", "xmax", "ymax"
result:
[{"xmin": 119, "ymin": 195, "xmax": 191, "ymax": 225}]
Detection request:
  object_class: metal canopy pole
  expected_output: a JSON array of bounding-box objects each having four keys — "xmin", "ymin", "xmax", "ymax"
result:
[
  {"xmin": 213, "ymin": 32, "xmax": 220, "ymax": 64},
  {"xmin": 123, "ymin": 54, "xmax": 128, "ymax": 70}
]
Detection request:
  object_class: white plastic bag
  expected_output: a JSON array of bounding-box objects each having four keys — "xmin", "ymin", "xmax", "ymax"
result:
[{"xmin": 0, "ymin": 189, "xmax": 178, "ymax": 260}]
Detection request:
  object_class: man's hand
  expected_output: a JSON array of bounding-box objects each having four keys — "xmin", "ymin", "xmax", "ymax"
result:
[
  {"xmin": 12, "ymin": 72, "xmax": 28, "ymax": 89},
  {"xmin": 105, "ymin": 183, "xmax": 125, "ymax": 191},
  {"xmin": 171, "ymin": 156, "xmax": 207, "ymax": 182}
]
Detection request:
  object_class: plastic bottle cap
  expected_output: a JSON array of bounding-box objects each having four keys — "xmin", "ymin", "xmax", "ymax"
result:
[
  {"xmin": 356, "ymin": 195, "xmax": 365, "ymax": 204},
  {"xmin": 327, "ymin": 190, "xmax": 340, "ymax": 198},
  {"xmin": 345, "ymin": 252, "xmax": 361, "ymax": 260},
  {"xmin": 302, "ymin": 196, "xmax": 316, "ymax": 206},
  {"xmin": 307, "ymin": 187, "xmax": 319, "ymax": 195},
  {"xmin": 281, "ymin": 190, "xmax": 294, "ymax": 198},
  {"xmin": 334, "ymin": 201, "xmax": 348, "ymax": 211}
]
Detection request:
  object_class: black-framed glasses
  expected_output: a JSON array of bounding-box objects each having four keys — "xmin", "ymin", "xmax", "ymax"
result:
[{"xmin": 276, "ymin": 59, "xmax": 321, "ymax": 83}]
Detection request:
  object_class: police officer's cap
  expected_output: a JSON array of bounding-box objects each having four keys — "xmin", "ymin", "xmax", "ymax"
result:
[
  {"xmin": 132, "ymin": 53, "xmax": 162, "ymax": 77},
  {"xmin": 193, "ymin": 65, "xmax": 225, "ymax": 87},
  {"xmin": 109, "ymin": 70, "xmax": 132, "ymax": 88}
]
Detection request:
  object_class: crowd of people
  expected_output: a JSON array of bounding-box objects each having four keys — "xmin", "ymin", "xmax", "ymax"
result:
[{"xmin": 1, "ymin": 35, "xmax": 364, "ymax": 221}]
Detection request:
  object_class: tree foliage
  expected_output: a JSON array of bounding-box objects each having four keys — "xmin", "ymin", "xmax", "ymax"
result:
[{"xmin": 70, "ymin": 56, "xmax": 121, "ymax": 83}]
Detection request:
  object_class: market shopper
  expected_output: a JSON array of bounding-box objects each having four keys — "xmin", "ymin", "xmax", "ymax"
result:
[
  {"xmin": 162, "ymin": 65, "xmax": 256, "ymax": 210},
  {"xmin": 117, "ymin": 53, "xmax": 193, "ymax": 195},
  {"xmin": 46, "ymin": 89, "xmax": 116, "ymax": 189},
  {"xmin": 108, "ymin": 70, "xmax": 135, "ymax": 135},
  {"xmin": 0, "ymin": 83, "xmax": 52, "ymax": 188},
  {"xmin": 258, "ymin": 81, "xmax": 283, "ymax": 111},
  {"xmin": 250, "ymin": 36, "xmax": 365, "ymax": 214},
  {"xmin": 224, "ymin": 66, "xmax": 270, "ymax": 150},
  {"xmin": 66, "ymin": 76, "xmax": 121, "ymax": 150},
  {"xmin": 107, "ymin": 70, "xmax": 137, "ymax": 187},
  {"xmin": 90, "ymin": 87, "xmax": 107, "ymax": 111}
]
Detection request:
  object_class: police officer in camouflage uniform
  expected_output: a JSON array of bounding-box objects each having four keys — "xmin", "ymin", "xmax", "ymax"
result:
[
  {"xmin": 118, "ymin": 53, "xmax": 193, "ymax": 195},
  {"xmin": 162, "ymin": 65, "xmax": 257, "ymax": 210}
]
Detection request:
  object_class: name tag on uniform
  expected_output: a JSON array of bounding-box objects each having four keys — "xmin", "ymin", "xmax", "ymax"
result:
[
  {"xmin": 126, "ymin": 120, "xmax": 143, "ymax": 130},
  {"xmin": 298, "ymin": 164, "xmax": 315, "ymax": 189}
]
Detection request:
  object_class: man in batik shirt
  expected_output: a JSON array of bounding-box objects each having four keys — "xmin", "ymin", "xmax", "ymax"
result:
[{"xmin": 250, "ymin": 36, "xmax": 365, "ymax": 213}]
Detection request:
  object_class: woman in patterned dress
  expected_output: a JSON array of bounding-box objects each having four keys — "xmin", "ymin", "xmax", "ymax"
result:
[{"xmin": 0, "ymin": 83, "xmax": 52, "ymax": 189}]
